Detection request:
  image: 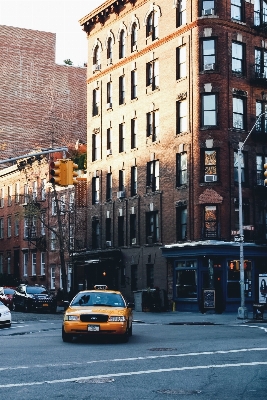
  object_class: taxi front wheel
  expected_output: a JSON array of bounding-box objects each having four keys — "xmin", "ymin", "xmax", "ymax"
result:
[{"xmin": 62, "ymin": 326, "xmax": 73, "ymax": 343}]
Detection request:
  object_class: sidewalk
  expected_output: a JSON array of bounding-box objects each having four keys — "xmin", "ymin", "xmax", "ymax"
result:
[{"xmin": 132, "ymin": 310, "xmax": 267, "ymax": 325}]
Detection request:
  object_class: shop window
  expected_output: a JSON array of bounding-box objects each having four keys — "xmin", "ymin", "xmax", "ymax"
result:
[
  {"xmin": 175, "ymin": 261, "xmax": 197, "ymax": 298},
  {"xmin": 227, "ymin": 260, "xmax": 252, "ymax": 298}
]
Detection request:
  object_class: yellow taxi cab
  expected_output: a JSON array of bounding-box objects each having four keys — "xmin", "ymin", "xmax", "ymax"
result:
[{"xmin": 62, "ymin": 285, "xmax": 134, "ymax": 343}]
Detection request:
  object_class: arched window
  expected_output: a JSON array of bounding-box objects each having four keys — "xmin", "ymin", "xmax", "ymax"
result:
[
  {"xmin": 131, "ymin": 23, "xmax": 137, "ymax": 51},
  {"xmin": 146, "ymin": 11, "xmax": 159, "ymax": 40},
  {"xmin": 107, "ymin": 37, "xmax": 113, "ymax": 61},
  {"xmin": 93, "ymin": 45, "xmax": 100, "ymax": 66},
  {"xmin": 119, "ymin": 30, "xmax": 126, "ymax": 59}
]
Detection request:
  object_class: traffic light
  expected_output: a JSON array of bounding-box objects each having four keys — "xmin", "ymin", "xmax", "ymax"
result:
[
  {"xmin": 264, "ymin": 163, "xmax": 267, "ymax": 185},
  {"xmin": 49, "ymin": 159, "xmax": 68, "ymax": 186},
  {"xmin": 65, "ymin": 160, "xmax": 79, "ymax": 185}
]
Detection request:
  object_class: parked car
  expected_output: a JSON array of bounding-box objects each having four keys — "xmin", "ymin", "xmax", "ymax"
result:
[
  {"xmin": 0, "ymin": 301, "xmax": 11, "ymax": 328},
  {"xmin": 62, "ymin": 285, "xmax": 134, "ymax": 343},
  {"xmin": 0, "ymin": 287, "xmax": 16, "ymax": 310},
  {"xmin": 13, "ymin": 284, "xmax": 57, "ymax": 313}
]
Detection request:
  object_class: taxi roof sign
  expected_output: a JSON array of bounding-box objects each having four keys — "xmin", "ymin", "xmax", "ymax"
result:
[{"xmin": 94, "ymin": 285, "xmax": 108, "ymax": 290}]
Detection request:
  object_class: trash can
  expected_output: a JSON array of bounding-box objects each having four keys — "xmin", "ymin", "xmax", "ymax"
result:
[{"xmin": 253, "ymin": 304, "xmax": 264, "ymax": 320}]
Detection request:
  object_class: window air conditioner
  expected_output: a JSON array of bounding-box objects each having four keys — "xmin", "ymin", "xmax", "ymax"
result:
[
  {"xmin": 117, "ymin": 191, "xmax": 125, "ymax": 199},
  {"xmin": 204, "ymin": 175, "xmax": 217, "ymax": 182},
  {"xmin": 131, "ymin": 238, "xmax": 137, "ymax": 245},
  {"xmin": 132, "ymin": 44, "xmax": 137, "ymax": 51},
  {"xmin": 106, "ymin": 241, "xmax": 112, "ymax": 247},
  {"xmin": 204, "ymin": 63, "xmax": 215, "ymax": 71},
  {"xmin": 202, "ymin": 8, "xmax": 214, "ymax": 16},
  {"xmin": 106, "ymin": 149, "xmax": 112, "ymax": 156}
]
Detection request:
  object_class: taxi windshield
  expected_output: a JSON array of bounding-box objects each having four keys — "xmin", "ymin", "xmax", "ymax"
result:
[{"xmin": 71, "ymin": 292, "xmax": 125, "ymax": 307}]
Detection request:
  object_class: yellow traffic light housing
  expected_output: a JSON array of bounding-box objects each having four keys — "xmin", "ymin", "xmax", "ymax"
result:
[
  {"xmin": 49, "ymin": 159, "xmax": 68, "ymax": 186},
  {"xmin": 264, "ymin": 163, "xmax": 267, "ymax": 185},
  {"xmin": 72, "ymin": 162, "xmax": 79, "ymax": 185}
]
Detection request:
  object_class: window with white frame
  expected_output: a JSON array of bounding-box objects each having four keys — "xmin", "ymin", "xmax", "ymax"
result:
[
  {"xmin": 146, "ymin": 59, "xmax": 159, "ymax": 90},
  {"xmin": 0, "ymin": 188, "xmax": 4, "ymax": 208},
  {"xmin": 232, "ymin": 42, "xmax": 245, "ymax": 74},
  {"xmin": 233, "ymin": 96, "xmax": 245, "ymax": 130},
  {"xmin": 41, "ymin": 179, "xmax": 46, "ymax": 200},
  {"xmin": 32, "ymin": 253, "xmax": 36, "ymax": 276},
  {"xmin": 255, "ymin": 101, "xmax": 267, "ymax": 133},
  {"xmin": 0, "ymin": 218, "xmax": 3, "ymax": 239},
  {"xmin": 201, "ymin": 39, "xmax": 216, "ymax": 71},
  {"xmin": 201, "ymin": 93, "xmax": 217, "ymax": 126},
  {"xmin": 254, "ymin": 0, "xmax": 267, "ymax": 26},
  {"xmin": 177, "ymin": 0, "xmax": 187, "ymax": 27},
  {"xmin": 255, "ymin": 48, "xmax": 267, "ymax": 79},
  {"xmin": 176, "ymin": 152, "xmax": 187, "ymax": 186},
  {"xmin": 24, "ymin": 184, "xmax": 29, "ymax": 204},
  {"xmin": 146, "ymin": 110, "xmax": 159, "ymax": 142},
  {"xmin": 23, "ymin": 252, "xmax": 28, "ymax": 276},
  {"xmin": 146, "ymin": 211, "xmax": 159, "ymax": 243},
  {"xmin": 131, "ymin": 166, "xmax": 137, "ymax": 196},
  {"xmin": 92, "ymin": 132, "xmax": 100, "ymax": 161},
  {"xmin": 50, "ymin": 265, "xmax": 56, "ymax": 290},
  {"xmin": 92, "ymin": 176, "xmax": 100, "ymax": 204},
  {"xmin": 15, "ymin": 183, "xmax": 20, "ymax": 203},
  {"xmin": 41, "ymin": 252, "xmax": 45, "ymax": 275},
  {"xmin": 176, "ymin": 45, "xmax": 186, "ymax": 79},
  {"xmin": 32, "ymin": 181, "xmax": 37, "ymax": 201},
  {"xmin": 7, "ymin": 185, "xmax": 12, "ymax": 206},
  {"xmin": 7, "ymin": 216, "xmax": 11, "ymax": 238},
  {"xmin": 50, "ymin": 230, "xmax": 57, "ymax": 251},
  {"xmin": 176, "ymin": 207, "xmax": 187, "ymax": 241},
  {"xmin": 147, "ymin": 160, "xmax": 159, "ymax": 191},
  {"xmin": 15, "ymin": 214, "xmax": 19, "ymax": 236},
  {"xmin": 231, "ymin": 0, "xmax": 243, "ymax": 21},
  {"xmin": 176, "ymin": 100, "xmax": 187, "ymax": 133}
]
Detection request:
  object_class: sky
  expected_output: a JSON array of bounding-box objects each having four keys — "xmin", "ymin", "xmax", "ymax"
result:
[{"xmin": 0, "ymin": 0, "xmax": 104, "ymax": 66}]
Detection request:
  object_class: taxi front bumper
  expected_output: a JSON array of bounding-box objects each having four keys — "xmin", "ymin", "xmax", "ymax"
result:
[{"xmin": 63, "ymin": 320, "xmax": 128, "ymax": 335}]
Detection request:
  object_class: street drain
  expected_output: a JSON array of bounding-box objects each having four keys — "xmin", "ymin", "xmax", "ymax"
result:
[
  {"xmin": 149, "ymin": 348, "xmax": 177, "ymax": 351},
  {"xmin": 155, "ymin": 389, "xmax": 201, "ymax": 395},
  {"xmin": 76, "ymin": 378, "xmax": 115, "ymax": 384}
]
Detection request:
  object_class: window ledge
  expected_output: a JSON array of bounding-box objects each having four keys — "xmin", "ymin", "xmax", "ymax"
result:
[
  {"xmin": 176, "ymin": 185, "xmax": 188, "ymax": 190},
  {"xmin": 131, "ymin": 97, "xmax": 138, "ymax": 102}
]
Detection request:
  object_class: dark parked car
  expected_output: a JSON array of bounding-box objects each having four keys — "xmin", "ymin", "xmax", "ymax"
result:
[
  {"xmin": 0, "ymin": 287, "xmax": 16, "ymax": 310},
  {"xmin": 13, "ymin": 284, "xmax": 57, "ymax": 313}
]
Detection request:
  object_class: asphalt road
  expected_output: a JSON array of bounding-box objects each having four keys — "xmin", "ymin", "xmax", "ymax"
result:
[{"xmin": 1, "ymin": 311, "xmax": 267, "ymax": 399}]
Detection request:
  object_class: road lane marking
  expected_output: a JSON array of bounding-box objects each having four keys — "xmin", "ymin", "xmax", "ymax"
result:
[
  {"xmin": 0, "ymin": 347, "xmax": 267, "ymax": 372},
  {"xmin": 1, "ymin": 361, "xmax": 267, "ymax": 388}
]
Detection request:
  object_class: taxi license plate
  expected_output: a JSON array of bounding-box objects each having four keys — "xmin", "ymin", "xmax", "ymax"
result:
[
  {"xmin": 43, "ymin": 304, "xmax": 49, "ymax": 307},
  {"xmin": 88, "ymin": 325, "xmax": 100, "ymax": 332}
]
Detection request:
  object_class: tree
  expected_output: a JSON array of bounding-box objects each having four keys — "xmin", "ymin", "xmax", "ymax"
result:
[{"xmin": 63, "ymin": 59, "xmax": 73, "ymax": 66}]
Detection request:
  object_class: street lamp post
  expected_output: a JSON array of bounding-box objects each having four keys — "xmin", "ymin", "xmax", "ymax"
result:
[{"xmin": 237, "ymin": 112, "xmax": 266, "ymax": 319}]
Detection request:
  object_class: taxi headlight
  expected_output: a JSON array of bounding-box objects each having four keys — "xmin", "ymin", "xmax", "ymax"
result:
[
  {"xmin": 109, "ymin": 316, "xmax": 126, "ymax": 322},
  {"xmin": 65, "ymin": 315, "xmax": 79, "ymax": 321}
]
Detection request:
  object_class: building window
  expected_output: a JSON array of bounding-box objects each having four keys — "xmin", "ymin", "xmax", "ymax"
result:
[
  {"xmin": 105, "ymin": 218, "xmax": 112, "ymax": 242},
  {"xmin": 0, "ymin": 218, "xmax": 4, "ymax": 239},
  {"xmin": 176, "ymin": 207, "xmax": 187, "ymax": 241},
  {"xmin": 92, "ymin": 133, "xmax": 100, "ymax": 161},
  {"xmin": 175, "ymin": 261, "xmax": 197, "ymax": 298},
  {"xmin": 131, "ymin": 69, "xmax": 137, "ymax": 100},
  {"xmin": 41, "ymin": 214, "xmax": 46, "ymax": 235},
  {"xmin": 201, "ymin": 94, "xmax": 217, "ymax": 127},
  {"xmin": 131, "ymin": 22, "xmax": 137, "ymax": 51},
  {"xmin": 119, "ymin": 123, "xmax": 125, "ymax": 153},
  {"xmin": 7, "ymin": 216, "xmax": 11, "ymax": 238},
  {"xmin": 50, "ymin": 265, "xmax": 56, "ymax": 290},
  {"xmin": 131, "ymin": 118, "xmax": 137, "ymax": 149},
  {"xmin": 24, "ymin": 184, "xmax": 29, "ymax": 204},
  {"xmin": 93, "ymin": 45, "xmax": 100, "ymax": 69},
  {"xmin": 176, "ymin": 100, "xmax": 187, "ymax": 133},
  {"xmin": 119, "ymin": 170, "xmax": 125, "ymax": 192},
  {"xmin": 256, "ymin": 102, "xmax": 267, "ymax": 133},
  {"xmin": 32, "ymin": 181, "xmax": 37, "ymax": 201},
  {"xmin": 119, "ymin": 75, "xmax": 125, "ymax": 105},
  {"xmin": 231, "ymin": 0, "xmax": 243, "ymax": 21},
  {"xmin": 106, "ymin": 173, "xmax": 112, "ymax": 201},
  {"xmin": 131, "ymin": 166, "xmax": 137, "ymax": 196},
  {"xmin": 204, "ymin": 205, "xmax": 218, "ymax": 238},
  {"xmin": 92, "ymin": 176, "xmax": 100, "ymax": 204},
  {"xmin": 176, "ymin": 0, "xmax": 186, "ymax": 26},
  {"xmin": 146, "ymin": 59, "xmax": 159, "ymax": 90},
  {"xmin": 146, "ymin": 211, "xmax": 159, "ymax": 243},
  {"xmin": 201, "ymin": 0, "xmax": 215, "ymax": 15},
  {"xmin": 23, "ymin": 252, "xmax": 28, "ymax": 276},
  {"xmin": 15, "ymin": 183, "xmax": 20, "ymax": 203},
  {"xmin": 256, "ymin": 155, "xmax": 267, "ymax": 185},
  {"xmin": 0, "ymin": 188, "xmax": 3, "ymax": 208},
  {"xmin": 146, "ymin": 264, "xmax": 154, "ymax": 288},
  {"xmin": 227, "ymin": 260, "xmax": 251, "ymax": 298},
  {"xmin": 131, "ymin": 264, "xmax": 137, "ymax": 291},
  {"xmin": 118, "ymin": 216, "xmax": 124, "ymax": 246},
  {"xmin": 147, "ymin": 160, "xmax": 159, "ymax": 191},
  {"xmin": 107, "ymin": 127, "xmax": 112, "ymax": 153},
  {"xmin": 234, "ymin": 150, "xmax": 248, "ymax": 183},
  {"xmin": 41, "ymin": 252, "xmax": 45, "ymax": 275},
  {"xmin": 232, "ymin": 42, "xmax": 245, "ymax": 74},
  {"xmin": 50, "ymin": 231, "xmax": 57, "ymax": 251},
  {"xmin": 176, "ymin": 45, "xmax": 186, "ymax": 79},
  {"xmin": 107, "ymin": 37, "xmax": 113, "ymax": 62},
  {"xmin": 14, "ymin": 214, "xmax": 19, "ymax": 236},
  {"xmin": 254, "ymin": 0, "xmax": 267, "ymax": 26},
  {"xmin": 233, "ymin": 96, "xmax": 245, "ymax": 130},
  {"xmin": 24, "ymin": 218, "xmax": 29, "ymax": 238},
  {"xmin": 119, "ymin": 30, "xmax": 125, "ymax": 59},
  {"xmin": 146, "ymin": 10, "xmax": 159, "ymax": 40},
  {"xmin": 41, "ymin": 179, "xmax": 46, "ymax": 200},
  {"xmin": 255, "ymin": 48, "xmax": 267, "ymax": 79},
  {"xmin": 7, "ymin": 185, "xmax": 12, "ymax": 206},
  {"xmin": 176, "ymin": 152, "xmax": 187, "ymax": 186},
  {"xmin": 92, "ymin": 219, "xmax": 100, "ymax": 249},
  {"xmin": 92, "ymin": 88, "xmax": 99, "ymax": 116},
  {"xmin": 130, "ymin": 214, "xmax": 137, "ymax": 245},
  {"xmin": 32, "ymin": 253, "xmax": 36, "ymax": 276},
  {"xmin": 107, "ymin": 81, "xmax": 112, "ymax": 108},
  {"xmin": 146, "ymin": 110, "xmax": 159, "ymax": 141},
  {"xmin": 201, "ymin": 39, "xmax": 216, "ymax": 71},
  {"xmin": 7, "ymin": 252, "xmax": 11, "ymax": 274},
  {"xmin": 204, "ymin": 149, "xmax": 218, "ymax": 181}
]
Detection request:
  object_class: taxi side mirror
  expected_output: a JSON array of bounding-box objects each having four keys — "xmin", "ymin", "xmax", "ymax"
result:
[
  {"xmin": 127, "ymin": 302, "xmax": 135, "ymax": 309},
  {"xmin": 63, "ymin": 301, "xmax": 69, "ymax": 310}
]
